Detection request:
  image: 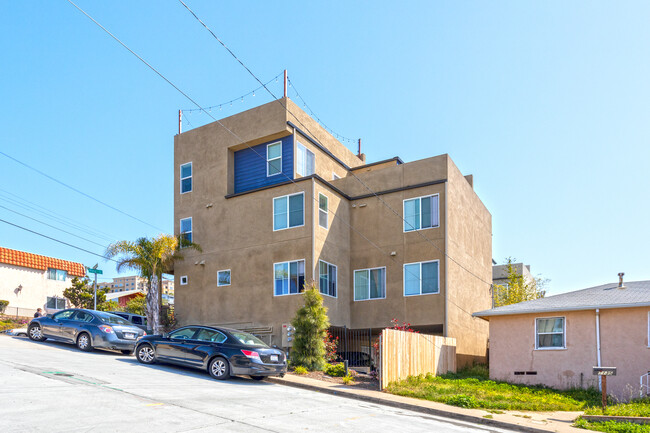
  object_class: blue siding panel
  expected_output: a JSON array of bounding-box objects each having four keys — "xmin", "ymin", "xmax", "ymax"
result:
[{"xmin": 234, "ymin": 136, "xmax": 294, "ymax": 194}]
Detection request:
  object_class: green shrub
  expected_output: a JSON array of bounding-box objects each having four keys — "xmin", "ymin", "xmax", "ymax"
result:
[
  {"xmin": 585, "ymin": 399, "xmax": 650, "ymax": 417},
  {"xmin": 290, "ymin": 287, "xmax": 330, "ymax": 371},
  {"xmin": 446, "ymin": 394, "xmax": 479, "ymax": 409},
  {"xmin": 323, "ymin": 362, "xmax": 347, "ymax": 377},
  {"xmin": 293, "ymin": 366, "xmax": 308, "ymax": 375},
  {"xmin": 0, "ymin": 300, "xmax": 9, "ymax": 314},
  {"xmin": 342, "ymin": 374, "xmax": 355, "ymax": 385}
]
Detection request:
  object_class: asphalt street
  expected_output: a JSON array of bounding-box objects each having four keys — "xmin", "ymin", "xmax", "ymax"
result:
[{"xmin": 0, "ymin": 335, "xmax": 515, "ymax": 433}]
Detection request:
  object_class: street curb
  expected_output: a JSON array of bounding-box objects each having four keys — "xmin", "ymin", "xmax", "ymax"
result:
[{"xmin": 267, "ymin": 377, "xmax": 568, "ymax": 433}]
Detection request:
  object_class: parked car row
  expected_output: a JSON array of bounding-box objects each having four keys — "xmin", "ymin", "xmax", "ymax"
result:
[{"xmin": 25, "ymin": 308, "xmax": 287, "ymax": 381}]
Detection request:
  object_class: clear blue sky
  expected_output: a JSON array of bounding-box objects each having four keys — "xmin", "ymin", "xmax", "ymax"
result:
[{"xmin": 1, "ymin": 1, "xmax": 648, "ymax": 294}]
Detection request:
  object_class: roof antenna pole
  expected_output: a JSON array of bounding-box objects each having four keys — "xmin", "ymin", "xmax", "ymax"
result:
[
  {"xmin": 178, "ymin": 110, "xmax": 182, "ymax": 134},
  {"xmin": 283, "ymin": 69, "xmax": 288, "ymax": 98},
  {"xmin": 358, "ymin": 138, "xmax": 361, "ymax": 156}
]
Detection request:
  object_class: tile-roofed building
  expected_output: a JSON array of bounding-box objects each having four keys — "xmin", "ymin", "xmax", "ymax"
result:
[
  {"xmin": 0, "ymin": 247, "xmax": 86, "ymax": 277},
  {"xmin": 474, "ymin": 276, "xmax": 650, "ymax": 401},
  {"xmin": 0, "ymin": 246, "xmax": 86, "ymax": 316}
]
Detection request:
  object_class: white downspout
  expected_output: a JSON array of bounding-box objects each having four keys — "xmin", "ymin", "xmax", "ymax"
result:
[{"xmin": 596, "ymin": 308, "xmax": 602, "ymax": 390}]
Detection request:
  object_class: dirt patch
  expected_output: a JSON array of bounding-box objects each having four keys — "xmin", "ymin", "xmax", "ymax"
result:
[{"xmin": 289, "ymin": 370, "xmax": 379, "ymax": 391}]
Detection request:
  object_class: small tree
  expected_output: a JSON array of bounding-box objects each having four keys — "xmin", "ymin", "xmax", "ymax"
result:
[
  {"xmin": 493, "ymin": 258, "xmax": 547, "ymax": 307},
  {"xmin": 97, "ymin": 300, "xmax": 121, "ymax": 312},
  {"xmin": 125, "ymin": 294, "xmax": 146, "ymax": 316},
  {"xmin": 63, "ymin": 277, "xmax": 107, "ymax": 309},
  {"xmin": 291, "ymin": 285, "xmax": 330, "ymax": 371}
]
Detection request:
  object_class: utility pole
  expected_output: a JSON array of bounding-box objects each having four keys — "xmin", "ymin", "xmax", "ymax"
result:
[{"xmin": 283, "ymin": 69, "xmax": 287, "ymax": 98}]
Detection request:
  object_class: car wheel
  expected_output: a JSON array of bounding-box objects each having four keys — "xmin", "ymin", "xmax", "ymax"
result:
[
  {"xmin": 250, "ymin": 375, "xmax": 265, "ymax": 381},
  {"xmin": 28, "ymin": 324, "xmax": 46, "ymax": 342},
  {"xmin": 136, "ymin": 344, "xmax": 156, "ymax": 364},
  {"xmin": 76, "ymin": 333, "xmax": 93, "ymax": 352},
  {"xmin": 208, "ymin": 357, "xmax": 230, "ymax": 380},
  {"xmin": 120, "ymin": 350, "xmax": 133, "ymax": 356}
]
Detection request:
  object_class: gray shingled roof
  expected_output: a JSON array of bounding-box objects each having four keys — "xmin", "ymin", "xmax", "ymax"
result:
[{"xmin": 474, "ymin": 280, "xmax": 650, "ymax": 318}]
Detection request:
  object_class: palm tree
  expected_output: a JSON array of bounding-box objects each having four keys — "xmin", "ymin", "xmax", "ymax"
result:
[{"xmin": 105, "ymin": 234, "xmax": 200, "ymax": 334}]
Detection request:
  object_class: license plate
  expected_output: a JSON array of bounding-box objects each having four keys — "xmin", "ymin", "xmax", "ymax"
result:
[
  {"xmin": 270, "ymin": 355, "xmax": 279, "ymax": 362},
  {"xmin": 123, "ymin": 333, "xmax": 135, "ymax": 340}
]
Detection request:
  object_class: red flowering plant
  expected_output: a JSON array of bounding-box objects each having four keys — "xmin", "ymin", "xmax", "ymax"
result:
[
  {"xmin": 323, "ymin": 330, "xmax": 339, "ymax": 363},
  {"xmin": 373, "ymin": 319, "xmax": 418, "ymax": 352}
]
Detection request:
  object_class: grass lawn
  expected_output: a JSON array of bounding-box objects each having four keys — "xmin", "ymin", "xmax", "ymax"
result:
[
  {"xmin": 385, "ymin": 365, "xmax": 601, "ymax": 411},
  {"xmin": 575, "ymin": 398, "xmax": 650, "ymax": 433}
]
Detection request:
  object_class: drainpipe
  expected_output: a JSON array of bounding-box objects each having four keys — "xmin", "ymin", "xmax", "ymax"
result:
[{"xmin": 596, "ymin": 308, "xmax": 602, "ymax": 390}]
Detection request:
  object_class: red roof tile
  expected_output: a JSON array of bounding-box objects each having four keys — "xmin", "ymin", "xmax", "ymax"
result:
[{"xmin": 0, "ymin": 247, "xmax": 86, "ymax": 277}]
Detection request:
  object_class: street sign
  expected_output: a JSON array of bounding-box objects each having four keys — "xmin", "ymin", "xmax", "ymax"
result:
[
  {"xmin": 593, "ymin": 367, "xmax": 617, "ymax": 376},
  {"xmin": 87, "ymin": 268, "xmax": 103, "ymax": 275}
]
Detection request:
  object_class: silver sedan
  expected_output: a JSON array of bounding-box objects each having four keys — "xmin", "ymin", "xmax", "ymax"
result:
[{"xmin": 28, "ymin": 309, "xmax": 145, "ymax": 354}]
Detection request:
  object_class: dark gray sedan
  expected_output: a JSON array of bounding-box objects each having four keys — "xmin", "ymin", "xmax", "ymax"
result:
[{"xmin": 28, "ymin": 309, "xmax": 145, "ymax": 354}]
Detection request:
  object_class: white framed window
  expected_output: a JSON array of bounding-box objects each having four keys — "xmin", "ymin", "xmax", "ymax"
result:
[
  {"xmin": 332, "ymin": 172, "xmax": 341, "ymax": 180},
  {"xmin": 217, "ymin": 270, "xmax": 231, "ymax": 287},
  {"xmin": 180, "ymin": 276, "xmax": 188, "ymax": 285},
  {"xmin": 48, "ymin": 268, "xmax": 67, "ymax": 281},
  {"xmin": 267, "ymin": 142, "xmax": 282, "ymax": 176},
  {"xmin": 180, "ymin": 217, "xmax": 192, "ymax": 245},
  {"xmin": 354, "ymin": 267, "xmax": 386, "ymax": 301},
  {"xmin": 404, "ymin": 194, "xmax": 439, "ymax": 232},
  {"xmin": 319, "ymin": 260, "xmax": 337, "ymax": 297},
  {"xmin": 46, "ymin": 297, "xmax": 66, "ymax": 309},
  {"xmin": 535, "ymin": 317, "xmax": 566, "ymax": 349},
  {"xmin": 274, "ymin": 260, "xmax": 305, "ymax": 296},
  {"xmin": 318, "ymin": 193, "xmax": 328, "ymax": 229},
  {"xmin": 180, "ymin": 162, "xmax": 192, "ymax": 194},
  {"xmin": 404, "ymin": 260, "xmax": 440, "ymax": 296},
  {"xmin": 296, "ymin": 142, "xmax": 315, "ymax": 177},
  {"xmin": 273, "ymin": 192, "xmax": 304, "ymax": 231}
]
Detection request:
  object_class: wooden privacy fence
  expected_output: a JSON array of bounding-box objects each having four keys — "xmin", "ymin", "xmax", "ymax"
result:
[{"xmin": 379, "ymin": 329, "xmax": 456, "ymax": 389}]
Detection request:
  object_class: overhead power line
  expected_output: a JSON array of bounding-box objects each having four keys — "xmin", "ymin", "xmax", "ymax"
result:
[
  {"xmin": 0, "ymin": 149, "xmax": 164, "ymax": 232},
  {"xmin": 0, "ymin": 217, "xmax": 118, "ymax": 263},
  {"xmin": 0, "ymin": 204, "xmax": 108, "ymax": 249}
]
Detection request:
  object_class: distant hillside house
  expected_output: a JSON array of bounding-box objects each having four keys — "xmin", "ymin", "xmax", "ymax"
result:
[
  {"xmin": 0, "ymin": 247, "xmax": 85, "ymax": 315},
  {"xmin": 474, "ymin": 276, "xmax": 650, "ymax": 401}
]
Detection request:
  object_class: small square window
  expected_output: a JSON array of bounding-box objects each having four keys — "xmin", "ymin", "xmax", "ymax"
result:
[
  {"xmin": 180, "ymin": 276, "xmax": 188, "ymax": 285},
  {"xmin": 217, "ymin": 270, "xmax": 231, "ymax": 287}
]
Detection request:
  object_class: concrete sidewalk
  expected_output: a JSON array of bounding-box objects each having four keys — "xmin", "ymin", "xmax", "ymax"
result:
[{"xmin": 269, "ymin": 374, "xmax": 585, "ymax": 433}]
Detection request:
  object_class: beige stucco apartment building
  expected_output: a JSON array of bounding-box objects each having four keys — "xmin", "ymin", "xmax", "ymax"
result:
[
  {"xmin": 173, "ymin": 98, "xmax": 492, "ymax": 366},
  {"xmin": 475, "ymin": 278, "xmax": 650, "ymax": 401}
]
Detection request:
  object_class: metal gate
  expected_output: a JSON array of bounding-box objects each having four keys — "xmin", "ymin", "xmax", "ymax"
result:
[{"xmin": 328, "ymin": 326, "xmax": 376, "ymax": 370}]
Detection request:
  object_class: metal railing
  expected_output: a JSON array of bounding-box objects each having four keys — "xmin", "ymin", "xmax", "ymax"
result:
[
  {"xmin": 0, "ymin": 307, "xmax": 37, "ymax": 321},
  {"xmin": 640, "ymin": 372, "xmax": 650, "ymax": 398}
]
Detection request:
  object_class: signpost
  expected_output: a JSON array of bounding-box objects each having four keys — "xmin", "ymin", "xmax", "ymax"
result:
[
  {"xmin": 593, "ymin": 367, "xmax": 616, "ymax": 409},
  {"xmin": 87, "ymin": 265, "xmax": 103, "ymax": 310}
]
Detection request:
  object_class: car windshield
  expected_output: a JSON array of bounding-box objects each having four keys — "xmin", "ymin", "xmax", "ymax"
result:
[
  {"xmin": 229, "ymin": 331, "xmax": 268, "ymax": 347},
  {"xmin": 95, "ymin": 312, "xmax": 131, "ymax": 325}
]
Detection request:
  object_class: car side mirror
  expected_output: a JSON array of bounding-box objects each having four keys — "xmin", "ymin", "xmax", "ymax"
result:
[{"xmin": 162, "ymin": 333, "xmax": 169, "ymax": 339}]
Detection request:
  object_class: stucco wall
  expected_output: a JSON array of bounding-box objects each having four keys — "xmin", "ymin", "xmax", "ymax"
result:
[
  {"xmin": 445, "ymin": 157, "xmax": 492, "ymax": 366},
  {"xmin": 488, "ymin": 307, "xmax": 650, "ymax": 401},
  {"xmin": 0, "ymin": 263, "xmax": 70, "ymax": 312}
]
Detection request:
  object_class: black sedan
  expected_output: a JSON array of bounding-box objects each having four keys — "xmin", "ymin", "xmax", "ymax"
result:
[
  {"xmin": 134, "ymin": 325, "xmax": 287, "ymax": 381},
  {"xmin": 28, "ymin": 308, "xmax": 146, "ymax": 354}
]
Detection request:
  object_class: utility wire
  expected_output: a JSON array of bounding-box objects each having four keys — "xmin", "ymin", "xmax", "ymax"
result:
[
  {"xmin": 0, "ymin": 204, "xmax": 108, "ymax": 249},
  {"xmin": 0, "ymin": 188, "xmax": 118, "ymax": 242},
  {"xmin": 177, "ymin": 1, "xmax": 494, "ymax": 290},
  {"xmin": 0, "ymin": 218, "xmax": 118, "ymax": 263},
  {"xmin": 0, "ymin": 149, "xmax": 164, "ymax": 232}
]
